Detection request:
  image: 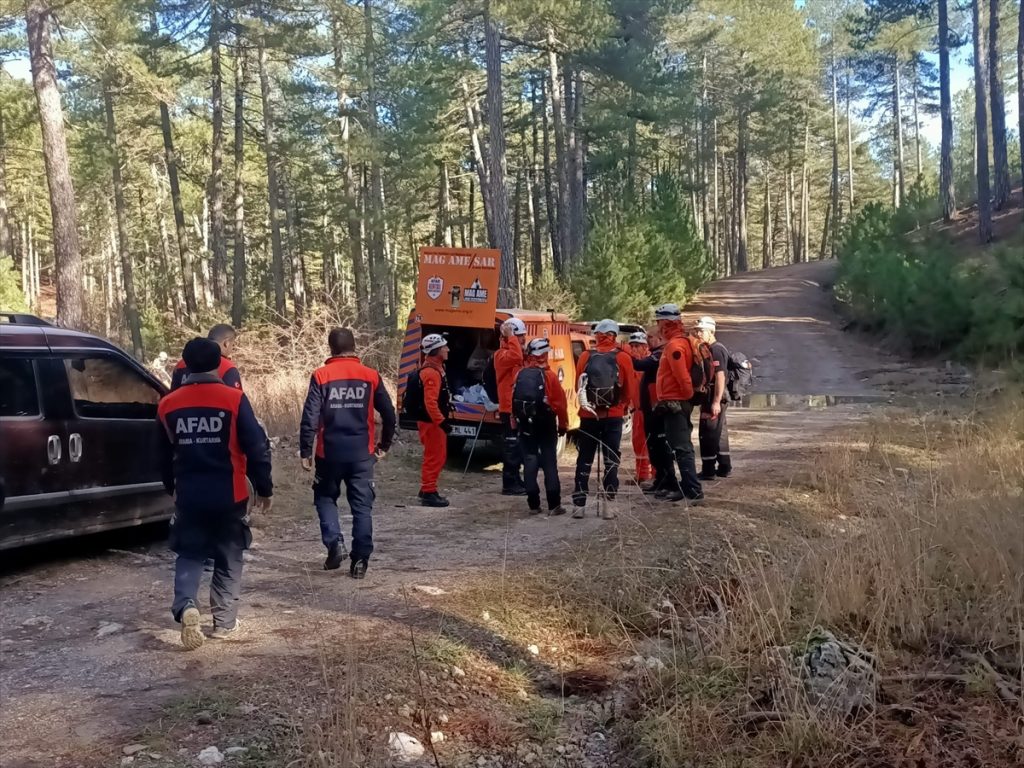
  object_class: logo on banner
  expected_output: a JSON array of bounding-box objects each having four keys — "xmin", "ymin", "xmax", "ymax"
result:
[
  {"xmin": 426, "ymin": 275, "xmax": 444, "ymax": 300},
  {"xmin": 464, "ymin": 277, "xmax": 488, "ymax": 304}
]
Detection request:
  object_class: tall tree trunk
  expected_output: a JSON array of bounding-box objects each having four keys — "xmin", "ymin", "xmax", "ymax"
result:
[
  {"xmin": 761, "ymin": 162, "xmax": 771, "ymax": 270},
  {"xmin": 539, "ymin": 75, "xmax": 562, "ymax": 274},
  {"xmin": 546, "ymin": 28, "xmax": 568, "ymax": 264},
  {"xmin": 819, "ymin": 203, "xmax": 832, "ymax": 261},
  {"xmin": 712, "ymin": 117, "xmax": 720, "ymax": 270},
  {"xmin": 209, "ymin": 1, "xmax": 227, "ymax": 303},
  {"xmin": 461, "ymin": 81, "xmax": 494, "ymax": 245},
  {"xmin": 1017, "ymin": 0, "xmax": 1023, "ymax": 206},
  {"xmin": 281, "ymin": 180, "xmax": 305, "ymax": 317},
  {"xmin": 435, "ymin": 161, "xmax": 453, "ymax": 246},
  {"xmin": 26, "ymin": 0, "xmax": 83, "ymax": 328},
  {"xmin": 784, "ymin": 166, "xmax": 794, "ymax": 264},
  {"xmin": 484, "ymin": 0, "xmax": 517, "ymax": 307},
  {"xmin": 939, "ymin": 0, "xmax": 957, "ymax": 221},
  {"xmin": 0, "ymin": 105, "xmax": 13, "ymax": 262},
  {"xmin": 512, "ymin": 163, "xmax": 524, "ymax": 269},
  {"xmin": 831, "ymin": 58, "xmax": 841, "ymax": 258},
  {"xmin": 151, "ymin": 164, "xmax": 183, "ymax": 321},
  {"xmin": 231, "ymin": 34, "xmax": 246, "ymax": 327},
  {"xmin": 735, "ymin": 108, "xmax": 749, "ymax": 272},
  {"xmin": 529, "ymin": 76, "xmax": 544, "ymax": 280},
  {"xmin": 700, "ymin": 54, "xmax": 711, "ymax": 248},
  {"xmin": 363, "ymin": 0, "xmax": 388, "ymax": 328},
  {"xmin": 973, "ymin": 0, "xmax": 994, "ymax": 242},
  {"xmin": 103, "ymin": 79, "xmax": 143, "ymax": 358},
  {"xmin": 846, "ymin": 64, "xmax": 855, "ymax": 213},
  {"xmin": 330, "ymin": 12, "xmax": 366, "ymax": 321},
  {"xmin": 257, "ymin": 35, "xmax": 287, "ymax": 317},
  {"xmin": 159, "ymin": 107, "xmax": 198, "ymax": 317},
  {"xmin": 801, "ymin": 119, "xmax": 810, "ymax": 263},
  {"xmin": 569, "ymin": 68, "xmax": 586, "ymax": 262},
  {"xmin": 892, "ymin": 56, "xmax": 905, "ymax": 208},
  {"xmin": 989, "ymin": 0, "xmax": 1011, "ymax": 210}
]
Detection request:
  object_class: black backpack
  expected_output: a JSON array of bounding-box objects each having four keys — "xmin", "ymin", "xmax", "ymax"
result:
[
  {"xmin": 401, "ymin": 369, "xmax": 426, "ymax": 421},
  {"xmin": 482, "ymin": 355, "xmax": 499, "ymax": 403},
  {"xmin": 512, "ymin": 367, "xmax": 548, "ymax": 422},
  {"xmin": 584, "ymin": 351, "xmax": 620, "ymax": 409},
  {"xmin": 727, "ymin": 351, "xmax": 753, "ymax": 402}
]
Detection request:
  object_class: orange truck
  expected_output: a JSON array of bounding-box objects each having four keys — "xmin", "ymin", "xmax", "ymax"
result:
[{"xmin": 399, "ymin": 246, "xmax": 585, "ymax": 451}]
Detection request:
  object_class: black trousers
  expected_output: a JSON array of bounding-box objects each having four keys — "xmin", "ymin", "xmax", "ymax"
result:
[
  {"xmin": 662, "ymin": 402, "xmax": 703, "ymax": 499},
  {"xmin": 572, "ymin": 417, "xmax": 623, "ymax": 507},
  {"xmin": 500, "ymin": 412, "xmax": 524, "ymax": 490},
  {"xmin": 519, "ymin": 418, "xmax": 561, "ymax": 510},
  {"xmin": 313, "ymin": 457, "xmax": 376, "ymax": 561},
  {"xmin": 643, "ymin": 407, "xmax": 674, "ymax": 489},
  {"xmin": 699, "ymin": 403, "xmax": 732, "ymax": 474}
]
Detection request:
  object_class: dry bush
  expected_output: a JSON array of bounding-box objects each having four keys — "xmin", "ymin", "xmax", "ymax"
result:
[{"xmin": 232, "ymin": 308, "xmax": 404, "ymax": 437}]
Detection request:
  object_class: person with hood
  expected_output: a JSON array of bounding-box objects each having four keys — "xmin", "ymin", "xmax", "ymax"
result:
[
  {"xmin": 299, "ymin": 328, "xmax": 396, "ymax": 579},
  {"xmin": 158, "ymin": 338, "xmax": 273, "ymax": 650},
  {"xmin": 572, "ymin": 319, "xmax": 636, "ymax": 518},
  {"xmin": 627, "ymin": 331, "xmax": 652, "ymax": 484},
  {"xmin": 511, "ymin": 338, "xmax": 569, "ymax": 516},
  {"xmin": 494, "ymin": 318, "xmax": 528, "ymax": 495},
  {"xmin": 632, "ymin": 325, "xmax": 673, "ymax": 495},
  {"xmin": 654, "ymin": 304, "xmax": 704, "ymax": 504},
  {"xmin": 414, "ymin": 333, "xmax": 452, "ymax": 508}
]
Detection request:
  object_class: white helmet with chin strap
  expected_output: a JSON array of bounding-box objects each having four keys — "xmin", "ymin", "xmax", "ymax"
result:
[{"xmin": 421, "ymin": 333, "xmax": 448, "ymax": 354}]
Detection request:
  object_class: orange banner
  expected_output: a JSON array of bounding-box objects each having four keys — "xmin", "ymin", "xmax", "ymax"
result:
[{"xmin": 415, "ymin": 247, "xmax": 501, "ymax": 328}]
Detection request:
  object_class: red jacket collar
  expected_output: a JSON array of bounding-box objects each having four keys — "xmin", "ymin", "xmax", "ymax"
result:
[
  {"xmin": 662, "ymin": 323, "xmax": 684, "ymax": 340},
  {"xmin": 422, "ymin": 356, "xmax": 445, "ymax": 371},
  {"xmin": 324, "ymin": 354, "xmax": 360, "ymax": 366}
]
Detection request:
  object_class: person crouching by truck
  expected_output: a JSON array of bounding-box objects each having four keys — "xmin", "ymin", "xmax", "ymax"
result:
[
  {"xmin": 694, "ymin": 316, "xmax": 732, "ymax": 480},
  {"xmin": 403, "ymin": 333, "xmax": 453, "ymax": 508},
  {"xmin": 158, "ymin": 338, "xmax": 273, "ymax": 650},
  {"xmin": 299, "ymin": 328, "xmax": 396, "ymax": 579},
  {"xmin": 627, "ymin": 331, "xmax": 652, "ymax": 484},
  {"xmin": 511, "ymin": 338, "xmax": 569, "ymax": 517},
  {"xmin": 494, "ymin": 318, "xmax": 528, "ymax": 496}
]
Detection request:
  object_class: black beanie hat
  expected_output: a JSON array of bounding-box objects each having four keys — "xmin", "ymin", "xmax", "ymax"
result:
[{"xmin": 182, "ymin": 337, "xmax": 222, "ymax": 373}]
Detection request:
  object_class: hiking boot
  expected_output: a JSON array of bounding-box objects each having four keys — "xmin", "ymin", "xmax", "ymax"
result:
[
  {"xmin": 663, "ymin": 489, "xmax": 685, "ymax": 503},
  {"xmin": 210, "ymin": 619, "xmax": 243, "ymax": 640},
  {"xmin": 548, "ymin": 506, "xmax": 568, "ymax": 517},
  {"xmin": 501, "ymin": 483, "xmax": 527, "ymax": 497},
  {"xmin": 528, "ymin": 506, "xmax": 543, "ymax": 516},
  {"xmin": 654, "ymin": 488, "xmax": 671, "ymax": 500},
  {"xmin": 419, "ymin": 492, "xmax": 450, "ymax": 508},
  {"xmin": 350, "ymin": 558, "xmax": 368, "ymax": 580},
  {"xmin": 698, "ymin": 472, "xmax": 719, "ymax": 482},
  {"xmin": 641, "ymin": 482, "xmax": 662, "ymax": 495},
  {"xmin": 685, "ymin": 494, "xmax": 706, "ymax": 507},
  {"xmin": 699, "ymin": 461, "xmax": 718, "ymax": 481},
  {"xmin": 716, "ymin": 469, "xmax": 732, "ymax": 478},
  {"xmin": 179, "ymin": 605, "xmax": 204, "ymax": 651},
  {"xmin": 571, "ymin": 505, "xmax": 586, "ymax": 519},
  {"xmin": 324, "ymin": 542, "xmax": 346, "ymax": 571}
]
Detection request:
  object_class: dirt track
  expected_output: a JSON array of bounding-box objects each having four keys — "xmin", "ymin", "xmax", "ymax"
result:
[{"xmin": 0, "ymin": 261, "xmax": 965, "ymax": 767}]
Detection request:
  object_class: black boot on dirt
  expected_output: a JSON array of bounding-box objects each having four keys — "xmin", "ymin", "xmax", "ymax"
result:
[
  {"xmin": 324, "ymin": 542, "xmax": 346, "ymax": 571},
  {"xmin": 716, "ymin": 458, "xmax": 732, "ymax": 478},
  {"xmin": 699, "ymin": 461, "xmax": 719, "ymax": 482},
  {"xmin": 420, "ymin": 492, "xmax": 450, "ymax": 508},
  {"xmin": 548, "ymin": 506, "xmax": 568, "ymax": 517},
  {"xmin": 642, "ymin": 482, "xmax": 662, "ymax": 496},
  {"xmin": 350, "ymin": 558, "xmax": 368, "ymax": 580},
  {"xmin": 502, "ymin": 483, "xmax": 527, "ymax": 497},
  {"xmin": 663, "ymin": 489, "xmax": 685, "ymax": 503},
  {"xmin": 685, "ymin": 493, "xmax": 707, "ymax": 507}
]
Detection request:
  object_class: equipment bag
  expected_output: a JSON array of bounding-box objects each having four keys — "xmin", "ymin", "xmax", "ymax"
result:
[
  {"xmin": 689, "ymin": 336, "xmax": 715, "ymax": 397},
  {"xmin": 401, "ymin": 369, "xmax": 426, "ymax": 421},
  {"xmin": 512, "ymin": 367, "xmax": 548, "ymax": 421},
  {"xmin": 482, "ymin": 356, "xmax": 499, "ymax": 403},
  {"xmin": 584, "ymin": 351, "xmax": 620, "ymax": 409},
  {"xmin": 726, "ymin": 351, "xmax": 753, "ymax": 402}
]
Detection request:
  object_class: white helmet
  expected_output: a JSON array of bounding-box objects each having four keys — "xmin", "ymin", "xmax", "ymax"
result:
[
  {"xmin": 421, "ymin": 333, "xmax": 448, "ymax": 354},
  {"xmin": 628, "ymin": 331, "xmax": 648, "ymax": 345},
  {"xmin": 594, "ymin": 318, "xmax": 619, "ymax": 335},
  {"xmin": 654, "ymin": 304, "xmax": 681, "ymax": 320},
  {"xmin": 526, "ymin": 338, "xmax": 551, "ymax": 357},
  {"xmin": 504, "ymin": 317, "xmax": 527, "ymax": 336},
  {"xmin": 694, "ymin": 316, "xmax": 716, "ymax": 333}
]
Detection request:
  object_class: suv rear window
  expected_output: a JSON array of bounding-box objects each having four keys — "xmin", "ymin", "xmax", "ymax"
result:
[
  {"xmin": 0, "ymin": 358, "xmax": 40, "ymax": 417},
  {"xmin": 64, "ymin": 356, "xmax": 160, "ymax": 420}
]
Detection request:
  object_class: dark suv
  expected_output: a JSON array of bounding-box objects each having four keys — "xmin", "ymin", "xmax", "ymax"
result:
[{"xmin": 0, "ymin": 313, "xmax": 171, "ymax": 550}]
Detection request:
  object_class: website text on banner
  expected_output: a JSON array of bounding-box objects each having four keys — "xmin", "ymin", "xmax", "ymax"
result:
[{"xmin": 415, "ymin": 247, "xmax": 501, "ymax": 328}]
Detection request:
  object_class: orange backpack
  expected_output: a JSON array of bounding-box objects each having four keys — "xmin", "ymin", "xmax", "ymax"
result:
[{"xmin": 687, "ymin": 335, "xmax": 714, "ymax": 398}]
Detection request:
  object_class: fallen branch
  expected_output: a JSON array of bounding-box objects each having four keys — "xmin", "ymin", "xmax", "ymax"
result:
[
  {"xmin": 881, "ymin": 672, "xmax": 971, "ymax": 684},
  {"xmin": 962, "ymin": 653, "xmax": 1022, "ymax": 707}
]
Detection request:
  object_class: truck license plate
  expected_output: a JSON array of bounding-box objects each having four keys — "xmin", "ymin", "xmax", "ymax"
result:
[{"xmin": 450, "ymin": 425, "xmax": 478, "ymax": 437}]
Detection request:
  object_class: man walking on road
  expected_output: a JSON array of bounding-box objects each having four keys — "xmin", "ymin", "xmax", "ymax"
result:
[
  {"xmin": 171, "ymin": 324, "xmax": 243, "ymax": 391},
  {"xmin": 494, "ymin": 318, "xmax": 528, "ymax": 496},
  {"xmin": 412, "ymin": 333, "xmax": 453, "ymax": 508},
  {"xmin": 695, "ymin": 316, "xmax": 732, "ymax": 480},
  {"xmin": 512, "ymin": 338, "xmax": 569, "ymax": 517},
  {"xmin": 572, "ymin": 319, "xmax": 636, "ymax": 518},
  {"xmin": 158, "ymin": 338, "xmax": 273, "ymax": 650},
  {"xmin": 655, "ymin": 305, "xmax": 704, "ymax": 505},
  {"xmin": 299, "ymin": 328, "xmax": 396, "ymax": 579}
]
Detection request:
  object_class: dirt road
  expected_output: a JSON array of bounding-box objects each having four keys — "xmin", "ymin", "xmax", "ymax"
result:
[{"xmin": 0, "ymin": 262, "xmax": 961, "ymax": 767}]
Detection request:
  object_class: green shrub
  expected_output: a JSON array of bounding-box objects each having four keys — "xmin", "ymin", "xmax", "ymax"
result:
[{"xmin": 0, "ymin": 257, "xmax": 27, "ymax": 313}]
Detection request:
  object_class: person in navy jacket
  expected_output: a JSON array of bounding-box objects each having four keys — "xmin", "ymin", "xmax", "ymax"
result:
[
  {"xmin": 299, "ymin": 327, "xmax": 396, "ymax": 579},
  {"xmin": 170, "ymin": 323, "xmax": 243, "ymax": 391},
  {"xmin": 158, "ymin": 338, "xmax": 273, "ymax": 651}
]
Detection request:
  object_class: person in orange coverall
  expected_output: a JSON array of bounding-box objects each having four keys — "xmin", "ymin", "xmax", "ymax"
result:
[
  {"xmin": 494, "ymin": 317, "xmax": 528, "ymax": 495},
  {"xmin": 416, "ymin": 334, "xmax": 452, "ymax": 508},
  {"xmin": 627, "ymin": 330, "xmax": 652, "ymax": 483}
]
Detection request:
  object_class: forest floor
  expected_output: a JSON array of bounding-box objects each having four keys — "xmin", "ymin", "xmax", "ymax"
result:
[{"xmin": 2, "ymin": 261, "xmax": 1020, "ymax": 768}]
